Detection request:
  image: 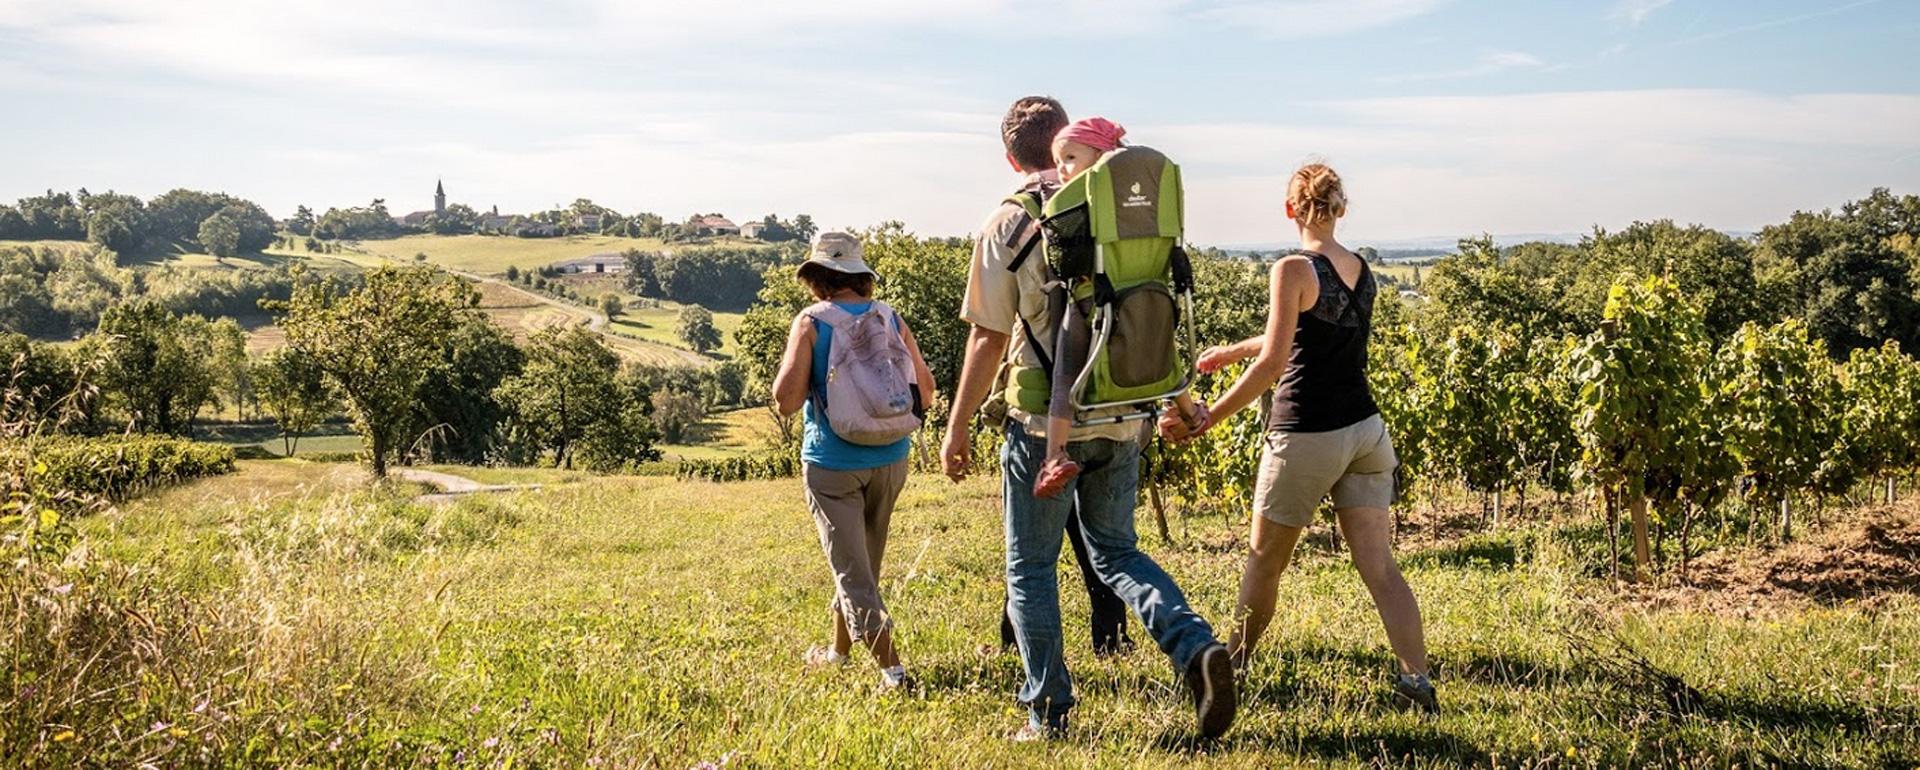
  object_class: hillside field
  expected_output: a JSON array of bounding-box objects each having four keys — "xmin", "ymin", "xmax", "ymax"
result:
[
  {"xmin": 341, "ymin": 233, "xmax": 766, "ymax": 275},
  {"xmin": 607, "ymin": 301, "xmax": 745, "ymax": 357},
  {"xmin": 39, "ymin": 460, "xmax": 1920, "ymax": 768}
]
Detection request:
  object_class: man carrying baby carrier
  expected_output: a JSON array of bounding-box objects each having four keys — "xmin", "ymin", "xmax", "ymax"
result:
[{"xmin": 941, "ymin": 95, "xmax": 1237, "ymax": 742}]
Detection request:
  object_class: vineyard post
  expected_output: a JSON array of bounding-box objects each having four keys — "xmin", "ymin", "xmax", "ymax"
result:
[
  {"xmin": 1149, "ymin": 482, "xmax": 1175, "ymax": 546},
  {"xmin": 1779, "ymin": 497, "xmax": 1791, "ymax": 541},
  {"xmin": 1629, "ymin": 494, "xmax": 1651, "ymax": 583},
  {"xmin": 1604, "ymin": 488, "xmax": 1620, "ymax": 583}
]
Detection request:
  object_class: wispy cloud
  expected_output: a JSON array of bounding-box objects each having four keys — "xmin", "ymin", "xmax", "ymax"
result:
[
  {"xmin": 1674, "ymin": 0, "xmax": 1885, "ymax": 45},
  {"xmin": 1193, "ymin": 0, "xmax": 1450, "ymax": 37},
  {"xmin": 1609, "ymin": 0, "xmax": 1674, "ymax": 26},
  {"xmin": 1376, "ymin": 50, "xmax": 1550, "ymax": 84}
]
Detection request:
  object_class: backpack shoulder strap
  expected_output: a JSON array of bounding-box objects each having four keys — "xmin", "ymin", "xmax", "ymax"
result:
[
  {"xmin": 1003, "ymin": 188, "xmax": 1051, "ymax": 274},
  {"xmin": 866, "ymin": 300, "xmax": 904, "ymax": 333},
  {"xmin": 801, "ymin": 301, "xmax": 855, "ymax": 331}
]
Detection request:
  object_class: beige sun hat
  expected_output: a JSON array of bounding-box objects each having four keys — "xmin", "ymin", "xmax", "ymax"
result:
[{"xmin": 799, "ymin": 231, "xmax": 877, "ymax": 278}]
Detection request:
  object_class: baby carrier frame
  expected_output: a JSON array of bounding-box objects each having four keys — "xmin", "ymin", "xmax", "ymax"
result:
[{"xmin": 1025, "ymin": 146, "xmax": 1198, "ymax": 427}]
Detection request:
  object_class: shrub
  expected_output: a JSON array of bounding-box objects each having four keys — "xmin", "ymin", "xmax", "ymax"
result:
[
  {"xmin": 1, "ymin": 436, "xmax": 235, "ymax": 508},
  {"xmin": 675, "ymin": 449, "xmax": 799, "ymax": 483}
]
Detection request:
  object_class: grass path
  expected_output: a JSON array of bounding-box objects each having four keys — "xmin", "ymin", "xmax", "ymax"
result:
[
  {"xmin": 388, "ymin": 466, "xmax": 542, "ymax": 504},
  {"xmin": 66, "ymin": 462, "xmax": 1920, "ymax": 768}
]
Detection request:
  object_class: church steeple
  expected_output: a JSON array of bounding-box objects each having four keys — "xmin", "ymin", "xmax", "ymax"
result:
[{"xmin": 434, "ymin": 179, "xmax": 446, "ymax": 215}]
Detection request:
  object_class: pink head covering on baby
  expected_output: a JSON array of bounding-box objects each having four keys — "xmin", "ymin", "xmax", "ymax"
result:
[{"xmin": 1055, "ymin": 117, "xmax": 1126, "ymax": 153}]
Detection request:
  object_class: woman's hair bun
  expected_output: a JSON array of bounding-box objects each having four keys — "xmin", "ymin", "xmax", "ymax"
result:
[{"xmin": 1288, "ymin": 163, "xmax": 1347, "ymax": 227}]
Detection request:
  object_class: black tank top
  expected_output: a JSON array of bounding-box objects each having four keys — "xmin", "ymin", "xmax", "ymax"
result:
[{"xmin": 1267, "ymin": 251, "xmax": 1380, "ymax": 433}]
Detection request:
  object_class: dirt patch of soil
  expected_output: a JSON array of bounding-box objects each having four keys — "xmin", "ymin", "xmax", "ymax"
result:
[{"xmin": 1653, "ymin": 507, "xmax": 1920, "ymax": 612}]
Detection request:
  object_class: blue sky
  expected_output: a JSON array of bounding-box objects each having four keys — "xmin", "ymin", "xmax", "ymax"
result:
[{"xmin": 1, "ymin": 0, "xmax": 1917, "ymax": 246}]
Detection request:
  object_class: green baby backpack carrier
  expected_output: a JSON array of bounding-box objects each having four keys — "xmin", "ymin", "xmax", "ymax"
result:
[{"xmin": 1003, "ymin": 146, "xmax": 1197, "ymax": 427}]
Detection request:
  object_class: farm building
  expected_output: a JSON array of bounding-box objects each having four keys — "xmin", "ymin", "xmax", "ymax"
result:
[
  {"xmin": 551, "ymin": 252, "xmax": 629, "ymax": 274},
  {"xmin": 690, "ymin": 215, "xmax": 739, "ymax": 236},
  {"xmin": 740, "ymin": 221, "xmax": 766, "ymax": 239}
]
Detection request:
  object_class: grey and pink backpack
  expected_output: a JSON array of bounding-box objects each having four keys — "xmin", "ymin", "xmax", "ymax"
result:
[{"xmin": 803, "ymin": 301, "xmax": 924, "ymax": 446}]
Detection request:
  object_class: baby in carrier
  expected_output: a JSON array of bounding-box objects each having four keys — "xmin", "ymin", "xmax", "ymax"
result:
[{"xmin": 1034, "ymin": 117, "xmax": 1205, "ymax": 498}]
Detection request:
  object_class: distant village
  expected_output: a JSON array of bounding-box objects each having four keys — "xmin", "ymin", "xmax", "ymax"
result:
[{"xmin": 325, "ymin": 180, "xmax": 801, "ymax": 263}]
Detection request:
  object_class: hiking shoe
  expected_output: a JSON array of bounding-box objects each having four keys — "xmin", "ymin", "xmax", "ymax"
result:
[
  {"xmin": 803, "ymin": 645, "xmax": 848, "ymax": 669},
  {"xmin": 1185, "ymin": 643, "xmax": 1238, "ymax": 739},
  {"xmin": 880, "ymin": 672, "xmax": 917, "ymax": 695},
  {"xmin": 1011, "ymin": 721, "xmax": 1066, "ymax": 743},
  {"xmin": 1032, "ymin": 457, "xmax": 1081, "ymax": 499},
  {"xmin": 1394, "ymin": 673, "xmax": 1439, "ymax": 715}
]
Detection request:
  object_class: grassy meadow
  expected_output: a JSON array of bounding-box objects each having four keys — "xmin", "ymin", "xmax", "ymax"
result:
[
  {"xmin": 23, "ymin": 458, "xmax": 1918, "ymax": 768},
  {"xmin": 607, "ymin": 301, "xmax": 745, "ymax": 357}
]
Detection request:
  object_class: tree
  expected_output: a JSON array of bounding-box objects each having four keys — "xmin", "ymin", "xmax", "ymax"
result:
[
  {"xmin": 429, "ymin": 203, "xmax": 481, "ymax": 235},
  {"xmin": 624, "ymin": 250, "xmax": 662, "ymax": 297},
  {"xmin": 253, "ymin": 347, "xmax": 338, "ymax": 456},
  {"xmin": 94, "ymin": 300, "xmax": 219, "ymax": 435},
  {"xmin": 82, "ymin": 192, "xmax": 147, "ymax": 254},
  {"xmin": 495, "ymin": 327, "xmax": 652, "ymax": 469},
  {"xmin": 789, "ymin": 214, "xmax": 817, "ymax": 243},
  {"xmin": 0, "ymin": 333, "xmax": 87, "ymax": 432},
  {"xmin": 198, "ymin": 209, "xmax": 242, "ymax": 259},
  {"xmin": 600, "ymin": 293, "xmax": 624, "ymax": 321},
  {"xmin": 12, "ymin": 190, "xmax": 85, "ymax": 240},
  {"xmin": 650, "ymin": 388, "xmax": 706, "ymax": 444},
  {"xmin": 505, "ymin": 266, "xmax": 520, "ymax": 282},
  {"xmin": 409, "ymin": 315, "xmax": 524, "ymax": 464},
  {"xmin": 629, "ymin": 212, "xmax": 665, "ymax": 238},
  {"xmin": 755, "ymin": 214, "xmax": 794, "ymax": 242},
  {"xmin": 0, "ymin": 206, "xmax": 28, "ymax": 239},
  {"xmin": 209, "ymin": 318, "xmax": 252, "ymax": 418},
  {"xmin": 677, "ymin": 305, "xmax": 723, "ymax": 353},
  {"xmin": 289, "ymin": 205, "xmax": 316, "ymax": 236},
  {"xmin": 858, "ymin": 223, "xmax": 972, "ymax": 388},
  {"xmin": 276, "ymin": 266, "xmax": 477, "ymax": 477},
  {"xmin": 1756, "ymin": 190, "xmax": 1920, "ymax": 356}
]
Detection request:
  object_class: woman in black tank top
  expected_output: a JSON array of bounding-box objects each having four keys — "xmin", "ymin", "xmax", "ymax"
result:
[
  {"xmin": 1158, "ymin": 163, "xmax": 1436, "ymax": 712},
  {"xmin": 1266, "ymin": 250, "xmax": 1379, "ymax": 433}
]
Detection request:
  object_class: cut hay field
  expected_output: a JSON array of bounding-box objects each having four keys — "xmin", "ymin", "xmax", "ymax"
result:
[
  {"xmin": 28, "ymin": 460, "xmax": 1920, "ymax": 768},
  {"xmin": 343, "ymin": 233, "xmax": 766, "ymax": 275},
  {"xmin": 236, "ymin": 267, "xmax": 707, "ymax": 367}
]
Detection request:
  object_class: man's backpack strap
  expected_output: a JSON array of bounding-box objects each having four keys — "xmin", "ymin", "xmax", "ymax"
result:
[
  {"xmin": 1018, "ymin": 318, "xmax": 1053, "ymax": 375},
  {"xmin": 1003, "ymin": 189, "xmax": 1048, "ymax": 274}
]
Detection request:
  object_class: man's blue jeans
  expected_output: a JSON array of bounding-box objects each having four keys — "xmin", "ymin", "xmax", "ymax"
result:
[{"xmin": 1001, "ymin": 420, "xmax": 1219, "ymax": 729}]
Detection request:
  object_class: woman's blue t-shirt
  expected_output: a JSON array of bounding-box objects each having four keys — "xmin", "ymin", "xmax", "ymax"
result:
[{"xmin": 802, "ymin": 301, "xmax": 913, "ymax": 470}]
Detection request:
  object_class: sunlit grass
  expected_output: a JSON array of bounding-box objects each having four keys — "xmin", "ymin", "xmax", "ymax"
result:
[{"xmin": 28, "ymin": 462, "xmax": 1919, "ymax": 767}]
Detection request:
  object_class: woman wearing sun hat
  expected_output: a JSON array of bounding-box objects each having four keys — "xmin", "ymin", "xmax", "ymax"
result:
[{"xmin": 772, "ymin": 231, "xmax": 938, "ymax": 692}]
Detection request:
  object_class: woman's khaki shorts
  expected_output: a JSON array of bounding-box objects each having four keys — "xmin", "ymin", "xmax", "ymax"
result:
[{"xmin": 1252, "ymin": 413, "xmax": 1398, "ymax": 527}]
